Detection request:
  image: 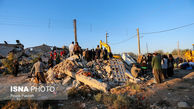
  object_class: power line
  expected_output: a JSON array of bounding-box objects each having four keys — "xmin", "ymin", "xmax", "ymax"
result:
[
  {"xmin": 110, "ymin": 34, "xmax": 137, "ymax": 45},
  {"xmin": 110, "ymin": 22, "xmax": 194, "ymax": 45},
  {"xmin": 141, "ymin": 22, "xmax": 194, "ymax": 35},
  {"xmin": 0, "ymin": 22, "xmax": 38, "ymax": 27}
]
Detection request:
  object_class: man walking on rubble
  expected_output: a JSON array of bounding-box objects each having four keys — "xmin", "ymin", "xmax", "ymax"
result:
[
  {"xmin": 151, "ymin": 53, "xmax": 165, "ymax": 83},
  {"xmin": 30, "ymin": 57, "xmax": 46, "ymax": 84},
  {"xmin": 69, "ymin": 41, "xmax": 74, "ymax": 57}
]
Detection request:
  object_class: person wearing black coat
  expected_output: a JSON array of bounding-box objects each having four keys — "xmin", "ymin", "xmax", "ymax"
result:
[{"xmin": 167, "ymin": 54, "xmax": 174, "ymax": 77}]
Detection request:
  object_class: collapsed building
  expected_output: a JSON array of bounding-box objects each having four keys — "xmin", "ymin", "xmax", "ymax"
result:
[
  {"xmin": 0, "ymin": 41, "xmax": 24, "ymax": 59},
  {"xmin": 0, "ymin": 43, "xmax": 68, "ymax": 74},
  {"xmin": 39, "ymin": 54, "xmax": 143, "ymax": 94}
]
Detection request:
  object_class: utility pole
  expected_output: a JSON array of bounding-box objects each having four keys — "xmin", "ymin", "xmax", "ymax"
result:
[
  {"xmin": 106, "ymin": 32, "xmax": 108, "ymax": 44},
  {"xmin": 146, "ymin": 43, "xmax": 148, "ymax": 54},
  {"xmin": 73, "ymin": 19, "xmax": 77, "ymax": 43},
  {"xmin": 178, "ymin": 41, "xmax": 180, "ymax": 57},
  {"xmin": 137, "ymin": 28, "xmax": 141, "ymax": 56}
]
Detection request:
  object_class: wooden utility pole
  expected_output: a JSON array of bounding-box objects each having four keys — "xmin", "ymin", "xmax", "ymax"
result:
[
  {"xmin": 137, "ymin": 28, "xmax": 141, "ymax": 56},
  {"xmin": 146, "ymin": 43, "xmax": 148, "ymax": 54},
  {"xmin": 106, "ymin": 32, "xmax": 108, "ymax": 44},
  {"xmin": 178, "ymin": 41, "xmax": 180, "ymax": 57},
  {"xmin": 73, "ymin": 19, "xmax": 77, "ymax": 43}
]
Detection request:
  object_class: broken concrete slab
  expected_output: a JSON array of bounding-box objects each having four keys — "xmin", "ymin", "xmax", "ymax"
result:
[
  {"xmin": 75, "ymin": 73, "xmax": 109, "ymax": 93},
  {"xmin": 62, "ymin": 76, "xmax": 72, "ymax": 86}
]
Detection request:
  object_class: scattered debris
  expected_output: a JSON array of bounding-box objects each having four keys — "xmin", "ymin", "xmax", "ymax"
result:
[{"xmin": 177, "ymin": 101, "xmax": 190, "ymax": 109}]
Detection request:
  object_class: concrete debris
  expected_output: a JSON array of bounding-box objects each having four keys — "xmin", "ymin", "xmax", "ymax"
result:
[
  {"xmin": 49, "ymin": 56, "xmax": 136, "ymax": 92},
  {"xmin": 125, "ymin": 70, "xmax": 141, "ymax": 83},
  {"xmin": 46, "ymin": 68, "xmax": 56, "ymax": 83},
  {"xmin": 25, "ymin": 52, "xmax": 151, "ymax": 93},
  {"xmin": 177, "ymin": 102, "xmax": 190, "ymax": 109},
  {"xmin": 121, "ymin": 53, "xmax": 136, "ymax": 66},
  {"xmin": 0, "ymin": 43, "xmax": 24, "ymax": 58},
  {"xmin": 109, "ymin": 59, "xmax": 129, "ymax": 82},
  {"xmin": 62, "ymin": 76, "xmax": 72, "ymax": 86},
  {"xmin": 72, "ymin": 80, "xmax": 81, "ymax": 88}
]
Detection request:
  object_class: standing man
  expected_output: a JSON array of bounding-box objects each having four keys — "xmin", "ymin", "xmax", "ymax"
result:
[
  {"xmin": 147, "ymin": 53, "xmax": 153, "ymax": 71},
  {"xmin": 13, "ymin": 59, "xmax": 19, "ymax": 77},
  {"xmin": 95, "ymin": 45, "xmax": 101, "ymax": 60},
  {"xmin": 103, "ymin": 48, "xmax": 108, "ymax": 60},
  {"xmin": 151, "ymin": 53, "xmax": 164, "ymax": 83},
  {"xmin": 73, "ymin": 42, "xmax": 81, "ymax": 59},
  {"xmin": 30, "ymin": 57, "xmax": 46, "ymax": 84},
  {"xmin": 69, "ymin": 41, "xmax": 74, "ymax": 57},
  {"xmin": 161, "ymin": 55, "xmax": 168, "ymax": 79},
  {"xmin": 48, "ymin": 57, "xmax": 53, "ymax": 69},
  {"xmin": 168, "ymin": 54, "xmax": 174, "ymax": 77},
  {"xmin": 53, "ymin": 50, "xmax": 57, "ymax": 66}
]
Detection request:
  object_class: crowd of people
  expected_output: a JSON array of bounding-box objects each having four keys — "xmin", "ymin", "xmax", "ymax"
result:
[
  {"xmin": 68, "ymin": 41, "xmax": 113, "ymax": 62},
  {"xmin": 30, "ymin": 40, "xmax": 176, "ymax": 84},
  {"xmin": 48, "ymin": 47, "xmax": 67, "ymax": 69},
  {"xmin": 131, "ymin": 53, "xmax": 175, "ymax": 84},
  {"xmin": 29, "ymin": 41, "xmax": 113, "ymax": 84}
]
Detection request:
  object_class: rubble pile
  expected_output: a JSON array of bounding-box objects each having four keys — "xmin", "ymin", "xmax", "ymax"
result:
[
  {"xmin": 43, "ymin": 55, "xmax": 145, "ymax": 93},
  {"xmin": 46, "ymin": 58, "xmax": 112, "ymax": 92}
]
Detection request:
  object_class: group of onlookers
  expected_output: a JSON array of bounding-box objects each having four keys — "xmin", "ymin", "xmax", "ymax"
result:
[
  {"xmin": 152, "ymin": 53, "xmax": 175, "ymax": 83},
  {"xmin": 48, "ymin": 48, "xmax": 67, "ymax": 69},
  {"xmin": 30, "ymin": 41, "xmax": 177, "ymax": 84},
  {"xmin": 131, "ymin": 53, "xmax": 175, "ymax": 84},
  {"xmin": 69, "ymin": 41, "xmax": 113, "ymax": 62}
]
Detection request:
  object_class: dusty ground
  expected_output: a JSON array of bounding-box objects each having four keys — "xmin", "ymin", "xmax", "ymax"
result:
[
  {"xmin": 144, "ymin": 69, "xmax": 194, "ymax": 108},
  {"xmin": 0, "ymin": 69, "xmax": 194, "ymax": 109}
]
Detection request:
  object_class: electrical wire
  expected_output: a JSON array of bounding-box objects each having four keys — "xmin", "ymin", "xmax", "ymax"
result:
[
  {"xmin": 110, "ymin": 22, "xmax": 194, "ymax": 45},
  {"xmin": 141, "ymin": 22, "xmax": 194, "ymax": 35},
  {"xmin": 110, "ymin": 34, "xmax": 137, "ymax": 45},
  {"xmin": 0, "ymin": 22, "xmax": 38, "ymax": 27}
]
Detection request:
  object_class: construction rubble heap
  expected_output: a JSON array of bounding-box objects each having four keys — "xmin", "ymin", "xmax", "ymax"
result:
[{"xmin": 40, "ymin": 55, "xmax": 143, "ymax": 93}]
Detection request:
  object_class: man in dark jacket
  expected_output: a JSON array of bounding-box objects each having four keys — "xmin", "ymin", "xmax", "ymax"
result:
[
  {"xmin": 73, "ymin": 42, "xmax": 81, "ymax": 59},
  {"xmin": 151, "ymin": 53, "xmax": 164, "ymax": 83},
  {"xmin": 168, "ymin": 54, "xmax": 174, "ymax": 77},
  {"xmin": 13, "ymin": 59, "xmax": 19, "ymax": 77},
  {"xmin": 103, "ymin": 48, "xmax": 108, "ymax": 60},
  {"xmin": 95, "ymin": 45, "xmax": 101, "ymax": 60}
]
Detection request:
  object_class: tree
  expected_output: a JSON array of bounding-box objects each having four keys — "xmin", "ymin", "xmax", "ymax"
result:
[
  {"xmin": 154, "ymin": 50, "xmax": 164, "ymax": 55},
  {"xmin": 1, "ymin": 52, "xmax": 15, "ymax": 75}
]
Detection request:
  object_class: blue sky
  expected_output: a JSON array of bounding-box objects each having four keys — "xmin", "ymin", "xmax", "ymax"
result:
[{"xmin": 0, "ymin": 0, "xmax": 193, "ymax": 54}]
